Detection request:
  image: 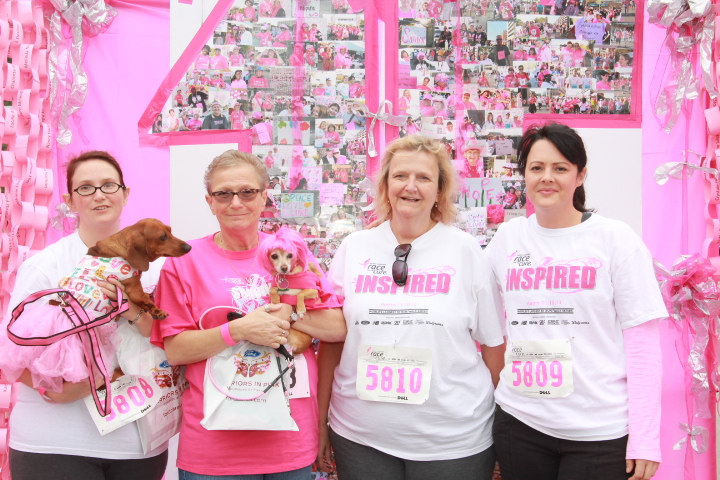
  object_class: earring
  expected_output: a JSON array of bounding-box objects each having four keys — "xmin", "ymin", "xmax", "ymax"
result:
[{"xmin": 434, "ymin": 202, "xmax": 438, "ymax": 208}]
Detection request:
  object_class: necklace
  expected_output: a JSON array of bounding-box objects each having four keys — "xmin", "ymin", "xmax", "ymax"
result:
[{"xmin": 219, "ymin": 234, "xmax": 258, "ymax": 283}]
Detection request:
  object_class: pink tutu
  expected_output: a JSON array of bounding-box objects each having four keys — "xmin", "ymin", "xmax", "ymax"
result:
[{"xmin": 0, "ymin": 304, "xmax": 120, "ymax": 393}]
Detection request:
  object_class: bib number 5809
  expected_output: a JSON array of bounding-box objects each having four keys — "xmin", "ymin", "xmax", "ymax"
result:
[{"xmin": 511, "ymin": 360, "xmax": 563, "ymax": 388}]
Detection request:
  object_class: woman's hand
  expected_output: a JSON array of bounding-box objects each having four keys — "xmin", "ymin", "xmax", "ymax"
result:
[
  {"xmin": 229, "ymin": 303, "xmax": 291, "ymax": 349},
  {"xmin": 626, "ymin": 459, "xmax": 659, "ymax": 480},
  {"xmin": 316, "ymin": 421, "xmax": 334, "ymax": 472},
  {"xmin": 44, "ymin": 370, "xmax": 106, "ymax": 404},
  {"xmin": 97, "ymin": 278, "xmax": 153, "ymax": 336}
]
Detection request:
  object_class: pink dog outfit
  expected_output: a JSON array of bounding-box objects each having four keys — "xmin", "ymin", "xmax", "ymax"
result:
[{"xmin": 0, "ymin": 255, "xmax": 139, "ymax": 393}]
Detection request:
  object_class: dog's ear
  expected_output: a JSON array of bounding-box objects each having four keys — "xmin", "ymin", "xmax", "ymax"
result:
[
  {"xmin": 89, "ymin": 232, "xmax": 129, "ymax": 259},
  {"xmin": 125, "ymin": 228, "xmax": 151, "ymax": 272}
]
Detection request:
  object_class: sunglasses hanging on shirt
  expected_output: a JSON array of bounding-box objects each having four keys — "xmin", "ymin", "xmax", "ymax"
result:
[{"xmin": 392, "ymin": 244, "xmax": 412, "ymax": 286}]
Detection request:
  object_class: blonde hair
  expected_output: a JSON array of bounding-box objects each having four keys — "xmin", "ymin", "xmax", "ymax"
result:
[
  {"xmin": 203, "ymin": 150, "xmax": 269, "ymax": 192},
  {"xmin": 374, "ymin": 135, "xmax": 458, "ymax": 224}
]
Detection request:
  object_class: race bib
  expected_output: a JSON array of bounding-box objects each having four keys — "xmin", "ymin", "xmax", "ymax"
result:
[
  {"xmin": 85, "ymin": 375, "xmax": 161, "ymax": 435},
  {"xmin": 497, "ymin": 50, "xmax": 506, "ymax": 60},
  {"xmin": 505, "ymin": 339, "xmax": 573, "ymax": 398},
  {"xmin": 287, "ymin": 353, "xmax": 310, "ymax": 399},
  {"xmin": 356, "ymin": 345, "xmax": 432, "ymax": 405}
]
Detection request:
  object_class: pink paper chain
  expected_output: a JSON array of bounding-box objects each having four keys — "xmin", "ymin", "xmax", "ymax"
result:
[{"xmin": 0, "ymin": 2, "xmax": 53, "ymax": 476}]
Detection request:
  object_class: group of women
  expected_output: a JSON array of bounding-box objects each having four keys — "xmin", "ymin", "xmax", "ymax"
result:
[{"xmin": 1, "ymin": 123, "xmax": 664, "ymax": 480}]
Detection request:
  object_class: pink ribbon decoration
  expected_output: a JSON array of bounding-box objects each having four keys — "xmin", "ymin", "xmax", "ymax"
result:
[
  {"xmin": 647, "ymin": 0, "xmax": 716, "ymax": 132},
  {"xmin": 672, "ymin": 422, "xmax": 710, "ymax": 453},
  {"xmin": 49, "ymin": 202, "xmax": 79, "ymax": 233},
  {"xmin": 357, "ymin": 100, "xmax": 406, "ymax": 157},
  {"xmin": 654, "ymin": 254, "xmax": 720, "ymax": 476},
  {"xmin": 46, "ymin": 0, "xmax": 117, "ymax": 145},
  {"xmin": 654, "ymin": 152, "xmax": 717, "ymax": 186}
]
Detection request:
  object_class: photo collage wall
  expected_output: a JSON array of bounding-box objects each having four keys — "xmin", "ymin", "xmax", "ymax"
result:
[
  {"xmin": 398, "ymin": 0, "xmax": 637, "ymax": 244},
  {"xmin": 152, "ymin": 0, "xmax": 367, "ymax": 273}
]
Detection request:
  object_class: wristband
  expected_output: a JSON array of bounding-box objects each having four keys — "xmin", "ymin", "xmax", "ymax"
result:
[
  {"xmin": 37, "ymin": 387, "xmax": 55, "ymax": 403},
  {"xmin": 220, "ymin": 322, "xmax": 237, "ymax": 347}
]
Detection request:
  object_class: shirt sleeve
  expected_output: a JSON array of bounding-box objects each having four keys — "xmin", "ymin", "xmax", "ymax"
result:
[
  {"xmin": 151, "ymin": 258, "xmax": 196, "ymax": 349},
  {"xmin": 470, "ymin": 241, "xmax": 506, "ymax": 347},
  {"xmin": 623, "ymin": 319, "xmax": 662, "ymax": 462},
  {"xmin": 326, "ymin": 236, "xmax": 349, "ymax": 299},
  {"xmin": 612, "ymin": 244, "xmax": 668, "ymax": 329}
]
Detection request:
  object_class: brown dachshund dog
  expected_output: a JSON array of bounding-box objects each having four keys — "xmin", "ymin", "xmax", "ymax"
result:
[{"xmin": 86, "ymin": 218, "xmax": 191, "ymax": 319}]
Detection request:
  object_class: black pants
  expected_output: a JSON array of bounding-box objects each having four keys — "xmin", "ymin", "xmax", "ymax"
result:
[
  {"xmin": 493, "ymin": 407, "xmax": 631, "ymax": 480},
  {"xmin": 9, "ymin": 448, "xmax": 168, "ymax": 480},
  {"xmin": 329, "ymin": 427, "xmax": 496, "ymax": 480}
]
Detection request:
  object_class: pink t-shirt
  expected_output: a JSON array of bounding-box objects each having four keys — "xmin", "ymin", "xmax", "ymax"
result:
[{"xmin": 152, "ymin": 234, "xmax": 342, "ymax": 475}]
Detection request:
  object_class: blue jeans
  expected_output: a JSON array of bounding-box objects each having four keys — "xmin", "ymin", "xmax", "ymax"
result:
[{"xmin": 178, "ymin": 465, "xmax": 313, "ymax": 480}]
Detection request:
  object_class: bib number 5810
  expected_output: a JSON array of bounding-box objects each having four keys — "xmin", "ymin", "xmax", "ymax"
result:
[{"xmin": 365, "ymin": 365, "xmax": 423, "ymax": 394}]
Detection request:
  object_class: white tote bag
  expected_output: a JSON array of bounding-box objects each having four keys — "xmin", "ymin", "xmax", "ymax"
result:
[
  {"xmin": 116, "ymin": 323, "xmax": 188, "ymax": 454},
  {"xmin": 198, "ymin": 306, "xmax": 298, "ymax": 431},
  {"xmin": 201, "ymin": 341, "xmax": 297, "ymax": 431}
]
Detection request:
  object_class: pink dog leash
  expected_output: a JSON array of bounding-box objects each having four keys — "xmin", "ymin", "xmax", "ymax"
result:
[{"xmin": 7, "ymin": 288, "xmax": 129, "ymax": 417}]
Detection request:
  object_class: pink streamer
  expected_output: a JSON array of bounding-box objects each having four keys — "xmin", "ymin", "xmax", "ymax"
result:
[{"xmin": 654, "ymin": 254, "xmax": 720, "ymax": 478}]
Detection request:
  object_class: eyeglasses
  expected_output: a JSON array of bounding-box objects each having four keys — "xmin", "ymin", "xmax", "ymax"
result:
[
  {"xmin": 210, "ymin": 189, "xmax": 264, "ymax": 202},
  {"xmin": 73, "ymin": 182, "xmax": 126, "ymax": 196},
  {"xmin": 392, "ymin": 244, "xmax": 412, "ymax": 286}
]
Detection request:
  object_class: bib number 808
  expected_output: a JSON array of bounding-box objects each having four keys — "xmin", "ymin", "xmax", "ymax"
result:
[
  {"xmin": 365, "ymin": 365, "xmax": 423, "ymax": 393},
  {"xmin": 105, "ymin": 377, "xmax": 155, "ymax": 422},
  {"xmin": 511, "ymin": 360, "xmax": 563, "ymax": 388}
]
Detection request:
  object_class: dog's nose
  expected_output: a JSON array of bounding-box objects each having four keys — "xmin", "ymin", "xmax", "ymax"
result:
[
  {"xmin": 281, "ymin": 265, "xmax": 288, "ymax": 272},
  {"xmin": 183, "ymin": 243, "xmax": 192, "ymax": 253}
]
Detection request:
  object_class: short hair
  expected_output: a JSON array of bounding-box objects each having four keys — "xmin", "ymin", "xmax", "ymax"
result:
[
  {"xmin": 517, "ymin": 123, "xmax": 592, "ymax": 213},
  {"xmin": 66, "ymin": 151, "xmax": 125, "ymax": 193},
  {"xmin": 374, "ymin": 135, "xmax": 458, "ymax": 225},
  {"xmin": 203, "ymin": 150, "xmax": 269, "ymax": 192}
]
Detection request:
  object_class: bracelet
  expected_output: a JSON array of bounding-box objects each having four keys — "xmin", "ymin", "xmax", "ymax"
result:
[
  {"xmin": 37, "ymin": 387, "xmax": 55, "ymax": 403},
  {"xmin": 128, "ymin": 309, "xmax": 145, "ymax": 325},
  {"xmin": 220, "ymin": 323, "xmax": 237, "ymax": 347}
]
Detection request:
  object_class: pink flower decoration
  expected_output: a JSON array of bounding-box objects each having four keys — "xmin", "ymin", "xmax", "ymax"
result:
[{"xmin": 487, "ymin": 204, "xmax": 505, "ymax": 225}]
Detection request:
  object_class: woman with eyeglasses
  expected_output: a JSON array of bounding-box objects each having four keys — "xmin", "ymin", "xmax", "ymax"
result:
[
  {"xmin": 485, "ymin": 124, "xmax": 665, "ymax": 480},
  {"xmin": 151, "ymin": 150, "xmax": 346, "ymax": 479},
  {"xmin": 316, "ymin": 135, "xmax": 505, "ymax": 480},
  {"xmin": 0, "ymin": 151, "xmax": 168, "ymax": 479}
]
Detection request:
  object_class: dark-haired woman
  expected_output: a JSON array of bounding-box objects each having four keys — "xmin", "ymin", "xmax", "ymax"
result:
[
  {"xmin": 485, "ymin": 123, "xmax": 666, "ymax": 480},
  {"xmin": 0, "ymin": 151, "xmax": 168, "ymax": 479}
]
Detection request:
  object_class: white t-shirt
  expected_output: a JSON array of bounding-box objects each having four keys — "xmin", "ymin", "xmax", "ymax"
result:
[
  {"xmin": 4, "ymin": 232, "xmax": 168, "ymax": 459},
  {"xmin": 484, "ymin": 214, "xmax": 667, "ymax": 440},
  {"xmin": 327, "ymin": 222, "xmax": 505, "ymax": 460}
]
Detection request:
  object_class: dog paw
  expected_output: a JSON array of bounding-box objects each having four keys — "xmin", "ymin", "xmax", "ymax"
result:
[{"xmin": 149, "ymin": 308, "xmax": 168, "ymax": 320}]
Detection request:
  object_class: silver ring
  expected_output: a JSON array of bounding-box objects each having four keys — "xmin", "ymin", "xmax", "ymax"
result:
[{"xmin": 264, "ymin": 304, "xmax": 271, "ymax": 312}]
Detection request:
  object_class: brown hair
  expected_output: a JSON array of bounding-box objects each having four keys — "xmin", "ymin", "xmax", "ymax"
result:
[
  {"xmin": 66, "ymin": 151, "xmax": 125, "ymax": 193},
  {"xmin": 374, "ymin": 135, "xmax": 458, "ymax": 225}
]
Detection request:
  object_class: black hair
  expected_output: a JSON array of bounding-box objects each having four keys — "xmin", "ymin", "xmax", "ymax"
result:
[{"xmin": 517, "ymin": 123, "xmax": 593, "ymax": 213}]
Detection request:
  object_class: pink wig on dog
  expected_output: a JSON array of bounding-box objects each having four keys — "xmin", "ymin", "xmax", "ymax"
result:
[{"xmin": 257, "ymin": 227, "xmax": 310, "ymax": 273}]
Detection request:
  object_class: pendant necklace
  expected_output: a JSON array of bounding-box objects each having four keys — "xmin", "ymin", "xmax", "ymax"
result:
[{"xmin": 219, "ymin": 234, "xmax": 257, "ymax": 284}]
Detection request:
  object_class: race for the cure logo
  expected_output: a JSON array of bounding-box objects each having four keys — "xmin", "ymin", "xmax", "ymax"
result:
[
  {"xmin": 367, "ymin": 263, "xmax": 387, "ymax": 275},
  {"xmin": 512, "ymin": 252, "xmax": 531, "ymax": 267},
  {"xmin": 506, "ymin": 257, "xmax": 602, "ymax": 293}
]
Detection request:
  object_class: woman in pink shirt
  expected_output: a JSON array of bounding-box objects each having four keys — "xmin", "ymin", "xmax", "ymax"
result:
[
  {"xmin": 195, "ymin": 45, "xmax": 211, "ymax": 70},
  {"xmin": 273, "ymin": 24, "xmax": 292, "ymax": 47},
  {"xmin": 398, "ymin": 89, "xmax": 412, "ymax": 115},
  {"xmin": 210, "ymin": 48, "xmax": 229, "ymax": 70},
  {"xmin": 325, "ymin": 124, "xmax": 342, "ymax": 146},
  {"xmin": 152, "ymin": 151, "xmax": 345, "ymax": 480},
  {"xmin": 334, "ymin": 46, "xmax": 353, "ymax": 69},
  {"xmin": 230, "ymin": 103, "xmax": 246, "ymax": 129},
  {"xmin": 242, "ymin": 0, "xmax": 257, "ymax": 21},
  {"xmin": 348, "ymin": 76, "xmax": 364, "ymax": 98},
  {"xmin": 229, "ymin": 47, "xmax": 245, "ymax": 67},
  {"xmin": 258, "ymin": 49, "xmax": 284, "ymax": 66}
]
